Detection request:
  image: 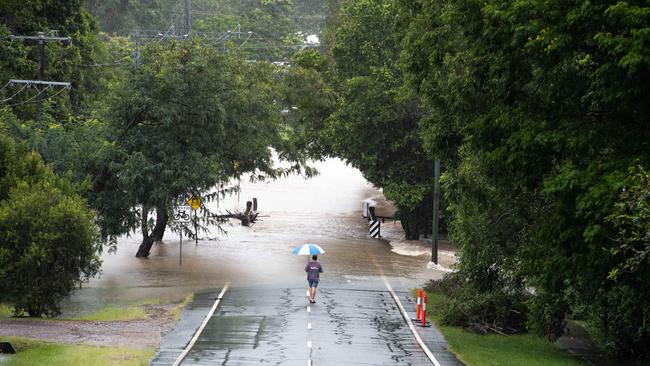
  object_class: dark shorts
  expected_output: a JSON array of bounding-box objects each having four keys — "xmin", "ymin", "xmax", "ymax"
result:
[{"xmin": 308, "ymin": 280, "xmax": 319, "ymax": 288}]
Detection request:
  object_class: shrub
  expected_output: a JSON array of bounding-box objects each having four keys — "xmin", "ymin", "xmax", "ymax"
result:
[
  {"xmin": 424, "ymin": 274, "xmax": 529, "ymax": 334},
  {"xmin": 0, "ymin": 135, "xmax": 101, "ymax": 316}
]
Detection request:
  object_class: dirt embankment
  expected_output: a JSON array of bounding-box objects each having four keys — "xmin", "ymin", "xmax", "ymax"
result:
[{"xmin": 0, "ymin": 304, "xmax": 176, "ymax": 349}]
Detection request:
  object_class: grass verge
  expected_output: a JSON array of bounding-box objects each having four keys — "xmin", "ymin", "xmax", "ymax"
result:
[
  {"xmin": 422, "ymin": 291, "xmax": 587, "ymax": 366},
  {"xmin": 171, "ymin": 293, "xmax": 194, "ymax": 321},
  {"xmin": 70, "ymin": 304, "xmax": 148, "ymax": 321},
  {"xmin": 0, "ymin": 337, "xmax": 154, "ymax": 366},
  {"xmin": 68, "ymin": 298, "xmax": 162, "ymax": 321}
]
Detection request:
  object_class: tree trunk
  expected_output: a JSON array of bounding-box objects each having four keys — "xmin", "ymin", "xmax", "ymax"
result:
[
  {"xmin": 136, "ymin": 206, "xmax": 168, "ymax": 257},
  {"xmin": 399, "ymin": 209, "xmax": 420, "ymax": 240}
]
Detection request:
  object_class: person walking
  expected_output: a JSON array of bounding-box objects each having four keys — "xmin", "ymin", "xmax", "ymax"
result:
[{"xmin": 305, "ymin": 255, "xmax": 323, "ymax": 303}]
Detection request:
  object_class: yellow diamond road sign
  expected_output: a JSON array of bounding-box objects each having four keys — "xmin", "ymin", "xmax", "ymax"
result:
[{"xmin": 187, "ymin": 196, "xmax": 201, "ymax": 210}]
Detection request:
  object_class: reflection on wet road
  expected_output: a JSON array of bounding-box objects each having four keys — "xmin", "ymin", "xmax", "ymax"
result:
[{"xmin": 155, "ymin": 287, "xmax": 432, "ymax": 366}]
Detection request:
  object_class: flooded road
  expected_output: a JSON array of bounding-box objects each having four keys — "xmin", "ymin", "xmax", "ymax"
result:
[{"xmin": 63, "ymin": 158, "xmax": 453, "ymax": 316}]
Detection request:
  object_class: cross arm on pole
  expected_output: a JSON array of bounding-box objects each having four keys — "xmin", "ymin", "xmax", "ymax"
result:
[
  {"xmin": 11, "ymin": 34, "xmax": 72, "ymax": 45},
  {"xmin": 9, "ymin": 80, "xmax": 71, "ymax": 88}
]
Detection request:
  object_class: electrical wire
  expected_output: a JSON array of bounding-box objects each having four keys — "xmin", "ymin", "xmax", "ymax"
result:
[
  {"xmin": 5, "ymin": 86, "xmax": 50, "ymax": 107},
  {"xmin": 0, "ymin": 81, "xmax": 12, "ymax": 94},
  {"xmin": 5, "ymin": 85, "xmax": 71, "ymax": 107},
  {"xmin": 0, "ymin": 83, "xmax": 29, "ymax": 104},
  {"xmin": 238, "ymin": 32, "xmax": 254, "ymax": 49},
  {"xmin": 67, "ymin": 54, "xmax": 132, "ymax": 67}
]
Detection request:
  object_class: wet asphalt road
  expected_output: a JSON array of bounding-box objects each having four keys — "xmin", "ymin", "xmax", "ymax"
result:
[{"xmin": 153, "ymin": 286, "xmax": 437, "ymax": 366}]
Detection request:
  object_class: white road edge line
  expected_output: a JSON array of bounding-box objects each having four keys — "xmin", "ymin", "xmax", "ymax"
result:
[
  {"xmin": 383, "ymin": 279, "xmax": 441, "ymax": 366},
  {"xmin": 172, "ymin": 284, "xmax": 230, "ymax": 366}
]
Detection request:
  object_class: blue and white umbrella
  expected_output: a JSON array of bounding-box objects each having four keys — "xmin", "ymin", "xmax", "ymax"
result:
[{"xmin": 292, "ymin": 243, "xmax": 326, "ymax": 256}]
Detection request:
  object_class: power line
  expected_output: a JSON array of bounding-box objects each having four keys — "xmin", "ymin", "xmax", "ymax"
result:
[
  {"xmin": 5, "ymin": 87, "xmax": 50, "ymax": 107},
  {"xmin": 0, "ymin": 80, "xmax": 71, "ymax": 105},
  {"xmin": 6, "ymin": 84, "xmax": 71, "ymax": 107},
  {"xmin": 0, "ymin": 81, "xmax": 14, "ymax": 95},
  {"xmin": 67, "ymin": 55, "xmax": 132, "ymax": 68},
  {"xmin": 0, "ymin": 83, "xmax": 29, "ymax": 103}
]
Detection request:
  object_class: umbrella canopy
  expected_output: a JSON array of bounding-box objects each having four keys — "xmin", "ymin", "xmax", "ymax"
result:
[{"xmin": 292, "ymin": 243, "xmax": 325, "ymax": 256}]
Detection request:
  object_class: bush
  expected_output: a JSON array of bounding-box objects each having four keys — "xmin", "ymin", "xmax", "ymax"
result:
[
  {"xmin": 424, "ymin": 274, "xmax": 529, "ymax": 334},
  {"xmin": 0, "ymin": 135, "xmax": 101, "ymax": 317}
]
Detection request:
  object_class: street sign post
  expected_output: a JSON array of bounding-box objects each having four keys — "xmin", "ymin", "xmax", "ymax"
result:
[
  {"xmin": 174, "ymin": 205, "xmax": 192, "ymax": 223},
  {"xmin": 174, "ymin": 205, "xmax": 191, "ymax": 265},
  {"xmin": 187, "ymin": 196, "xmax": 201, "ymax": 245}
]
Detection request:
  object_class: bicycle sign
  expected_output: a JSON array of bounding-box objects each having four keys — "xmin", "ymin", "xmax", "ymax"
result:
[{"xmin": 174, "ymin": 205, "xmax": 192, "ymax": 223}]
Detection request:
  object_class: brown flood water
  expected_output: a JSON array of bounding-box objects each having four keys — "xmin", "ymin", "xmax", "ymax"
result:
[{"xmin": 61, "ymin": 158, "xmax": 455, "ymax": 316}]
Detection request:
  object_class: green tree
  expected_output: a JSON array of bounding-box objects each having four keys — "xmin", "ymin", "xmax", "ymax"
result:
[
  {"xmin": 398, "ymin": 0, "xmax": 650, "ymax": 358},
  {"xmin": 0, "ymin": 133, "xmax": 100, "ymax": 317},
  {"xmin": 323, "ymin": 0, "xmax": 434, "ymax": 239},
  {"xmin": 278, "ymin": 49, "xmax": 335, "ymax": 160},
  {"xmin": 95, "ymin": 40, "xmax": 309, "ymax": 257},
  {"xmin": 84, "ymin": 0, "xmax": 171, "ymax": 34},
  {"xmin": 193, "ymin": 0, "xmax": 303, "ymax": 61}
]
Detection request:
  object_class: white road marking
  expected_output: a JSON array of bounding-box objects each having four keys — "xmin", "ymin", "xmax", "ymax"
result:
[
  {"xmin": 307, "ymin": 341, "xmax": 312, "ymax": 348},
  {"xmin": 172, "ymin": 284, "xmax": 230, "ymax": 366},
  {"xmin": 308, "ymin": 322, "xmax": 312, "ymax": 329},
  {"xmin": 306, "ymin": 290, "xmax": 310, "ymax": 297},
  {"xmin": 307, "ymin": 306, "xmax": 311, "ymax": 312},
  {"xmin": 307, "ymin": 360, "xmax": 312, "ymax": 366},
  {"xmin": 383, "ymin": 278, "xmax": 441, "ymax": 366}
]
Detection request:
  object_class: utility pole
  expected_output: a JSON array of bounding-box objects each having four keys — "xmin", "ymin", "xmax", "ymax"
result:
[
  {"xmin": 184, "ymin": 0, "xmax": 191, "ymax": 35},
  {"xmin": 432, "ymin": 158, "xmax": 441, "ymax": 265},
  {"xmin": 11, "ymin": 32, "xmax": 72, "ymax": 80},
  {"xmin": 10, "ymin": 32, "xmax": 72, "ymax": 117}
]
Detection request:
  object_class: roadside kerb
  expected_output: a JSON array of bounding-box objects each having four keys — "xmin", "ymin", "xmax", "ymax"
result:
[
  {"xmin": 383, "ymin": 278, "xmax": 441, "ymax": 366},
  {"xmin": 171, "ymin": 284, "xmax": 229, "ymax": 366}
]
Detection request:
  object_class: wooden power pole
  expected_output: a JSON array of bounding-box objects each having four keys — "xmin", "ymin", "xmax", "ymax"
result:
[{"xmin": 432, "ymin": 159, "xmax": 441, "ymax": 265}]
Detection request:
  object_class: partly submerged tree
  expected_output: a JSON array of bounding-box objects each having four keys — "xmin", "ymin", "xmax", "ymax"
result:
[{"xmin": 95, "ymin": 40, "xmax": 310, "ymax": 257}]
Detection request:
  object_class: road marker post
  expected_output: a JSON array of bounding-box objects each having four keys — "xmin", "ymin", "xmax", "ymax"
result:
[
  {"xmin": 417, "ymin": 291, "xmax": 431, "ymax": 327},
  {"xmin": 421, "ymin": 292, "xmax": 427, "ymax": 327},
  {"xmin": 416, "ymin": 288, "xmax": 422, "ymax": 321}
]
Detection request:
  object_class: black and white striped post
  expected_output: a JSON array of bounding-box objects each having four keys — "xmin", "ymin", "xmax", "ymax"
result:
[
  {"xmin": 368, "ymin": 206, "xmax": 381, "ymax": 238},
  {"xmin": 370, "ymin": 220, "xmax": 381, "ymax": 238}
]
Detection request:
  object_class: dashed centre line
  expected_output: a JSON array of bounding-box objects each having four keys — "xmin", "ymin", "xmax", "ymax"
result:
[{"xmin": 307, "ymin": 294, "xmax": 313, "ymax": 366}]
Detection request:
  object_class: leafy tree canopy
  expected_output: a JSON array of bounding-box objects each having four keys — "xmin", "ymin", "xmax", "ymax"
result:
[
  {"xmin": 94, "ymin": 40, "xmax": 312, "ymax": 256},
  {"xmin": 397, "ymin": 0, "xmax": 650, "ymax": 358},
  {"xmin": 322, "ymin": 0, "xmax": 434, "ymax": 238}
]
